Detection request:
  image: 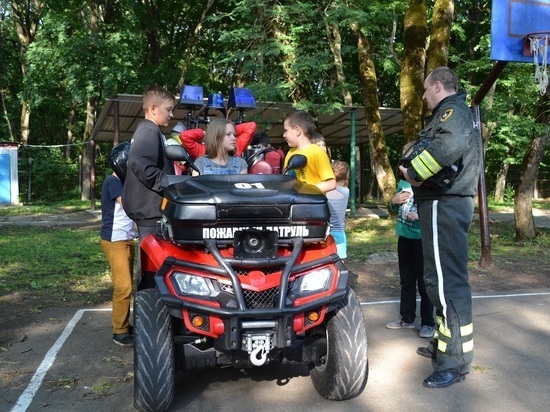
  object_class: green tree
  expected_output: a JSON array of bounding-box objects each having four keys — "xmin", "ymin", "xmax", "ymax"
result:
[
  {"xmin": 514, "ymin": 92, "xmax": 550, "ymax": 240},
  {"xmin": 1, "ymin": 0, "xmax": 547, "ymax": 232},
  {"xmin": 425, "ymin": 0, "xmax": 454, "ymax": 72},
  {"xmin": 11, "ymin": 0, "xmax": 44, "ymax": 145},
  {"xmin": 400, "ymin": 0, "xmax": 427, "ymax": 144},
  {"xmin": 0, "ymin": 1, "xmax": 19, "ymax": 141}
]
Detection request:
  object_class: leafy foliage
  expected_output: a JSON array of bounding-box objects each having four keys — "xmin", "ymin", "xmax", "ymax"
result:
[
  {"xmin": 18, "ymin": 146, "xmax": 82, "ymax": 202},
  {"xmin": 481, "ymin": 65, "xmax": 542, "ymax": 194},
  {"xmin": 0, "ymin": 0, "xmax": 548, "ymax": 202}
]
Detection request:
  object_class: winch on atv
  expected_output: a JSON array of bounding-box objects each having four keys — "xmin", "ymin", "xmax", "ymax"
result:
[{"xmin": 133, "ymin": 145, "xmax": 368, "ymax": 412}]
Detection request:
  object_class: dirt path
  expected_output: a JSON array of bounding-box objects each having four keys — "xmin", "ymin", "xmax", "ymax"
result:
[
  {"xmin": 0, "ymin": 210, "xmax": 102, "ymax": 230},
  {"xmin": 2, "ymin": 207, "xmax": 550, "ymax": 228}
]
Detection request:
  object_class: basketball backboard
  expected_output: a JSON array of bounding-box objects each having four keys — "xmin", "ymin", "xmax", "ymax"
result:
[{"xmin": 491, "ymin": 0, "xmax": 550, "ymax": 62}]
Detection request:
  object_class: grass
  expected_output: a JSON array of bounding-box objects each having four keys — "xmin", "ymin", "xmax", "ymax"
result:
[
  {"xmin": 92, "ymin": 380, "xmax": 114, "ymax": 394},
  {"xmin": 531, "ymin": 199, "xmax": 550, "ymax": 211},
  {"xmin": 346, "ymin": 210, "xmax": 550, "ymax": 269},
  {"xmin": 487, "ymin": 198, "xmax": 550, "ymax": 211},
  {"xmin": 468, "ymin": 219, "xmax": 550, "ymax": 266},
  {"xmin": 1, "ymin": 200, "xmax": 550, "ymax": 312},
  {"xmin": 347, "ymin": 217, "xmax": 396, "ymax": 262},
  {"xmin": 0, "ymin": 226, "xmax": 112, "ymax": 308}
]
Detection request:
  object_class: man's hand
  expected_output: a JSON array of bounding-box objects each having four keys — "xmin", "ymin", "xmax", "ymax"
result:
[{"xmin": 398, "ymin": 166, "xmax": 421, "ymax": 187}]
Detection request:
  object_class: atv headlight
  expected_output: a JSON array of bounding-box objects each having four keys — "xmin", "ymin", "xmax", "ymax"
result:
[
  {"xmin": 298, "ymin": 268, "xmax": 332, "ymax": 293},
  {"xmin": 173, "ymin": 272, "xmax": 213, "ymax": 296}
]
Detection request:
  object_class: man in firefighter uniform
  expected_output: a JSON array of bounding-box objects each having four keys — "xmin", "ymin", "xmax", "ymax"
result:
[{"xmin": 399, "ymin": 66, "xmax": 482, "ymax": 389}]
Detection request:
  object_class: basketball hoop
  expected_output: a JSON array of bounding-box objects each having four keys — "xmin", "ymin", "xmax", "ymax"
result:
[{"xmin": 523, "ymin": 32, "xmax": 549, "ymax": 95}]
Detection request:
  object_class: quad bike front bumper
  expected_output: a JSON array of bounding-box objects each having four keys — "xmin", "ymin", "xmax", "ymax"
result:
[{"xmin": 143, "ymin": 234, "xmax": 348, "ymax": 362}]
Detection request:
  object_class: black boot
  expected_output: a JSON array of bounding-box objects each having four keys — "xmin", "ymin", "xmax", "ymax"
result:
[{"xmin": 422, "ymin": 369, "xmax": 467, "ymax": 389}]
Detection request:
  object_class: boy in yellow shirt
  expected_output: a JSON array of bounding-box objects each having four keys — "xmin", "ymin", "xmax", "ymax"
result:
[{"xmin": 282, "ymin": 110, "xmax": 336, "ymax": 193}]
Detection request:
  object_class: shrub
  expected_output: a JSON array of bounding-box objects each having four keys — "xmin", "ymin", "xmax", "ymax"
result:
[{"xmin": 18, "ymin": 147, "xmax": 81, "ymax": 203}]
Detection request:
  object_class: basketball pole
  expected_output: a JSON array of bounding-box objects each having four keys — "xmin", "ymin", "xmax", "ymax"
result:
[{"xmin": 471, "ymin": 60, "xmax": 508, "ymax": 268}]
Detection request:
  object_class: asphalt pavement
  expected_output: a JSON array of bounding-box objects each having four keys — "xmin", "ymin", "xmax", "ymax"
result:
[
  {"xmin": 2, "ymin": 207, "xmax": 550, "ymax": 411},
  {"xmin": 2, "ymin": 290, "xmax": 549, "ymax": 412}
]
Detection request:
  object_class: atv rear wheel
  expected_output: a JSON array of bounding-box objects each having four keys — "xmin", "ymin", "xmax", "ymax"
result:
[
  {"xmin": 310, "ymin": 287, "xmax": 368, "ymax": 400},
  {"xmin": 134, "ymin": 288, "xmax": 175, "ymax": 412}
]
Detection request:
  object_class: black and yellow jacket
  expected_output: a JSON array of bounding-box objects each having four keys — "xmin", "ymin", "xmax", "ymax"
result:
[{"xmin": 406, "ymin": 91, "xmax": 482, "ymax": 201}]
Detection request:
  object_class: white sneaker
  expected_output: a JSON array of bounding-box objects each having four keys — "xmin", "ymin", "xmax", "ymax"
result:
[
  {"xmin": 386, "ymin": 320, "xmax": 415, "ymax": 329},
  {"xmin": 419, "ymin": 325, "xmax": 435, "ymax": 338}
]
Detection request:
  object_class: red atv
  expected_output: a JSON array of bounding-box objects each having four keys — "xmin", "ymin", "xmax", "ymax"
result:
[{"xmin": 133, "ymin": 146, "xmax": 368, "ymax": 411}]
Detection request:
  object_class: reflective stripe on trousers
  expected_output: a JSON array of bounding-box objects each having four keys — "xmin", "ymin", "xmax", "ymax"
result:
[{"xmin": 418, "ymin": 196, "xmax": 474, "ymax": 374}]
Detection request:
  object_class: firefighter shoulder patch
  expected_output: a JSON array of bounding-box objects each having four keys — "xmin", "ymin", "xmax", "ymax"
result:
[{"xmin": 440, "ymin": 109, "xmax": 453, "ymax": 122}]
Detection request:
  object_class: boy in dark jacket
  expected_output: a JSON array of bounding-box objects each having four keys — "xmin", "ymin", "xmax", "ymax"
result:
[{"xmin": 122, "ymin": 86, "xmax": 175, "ymax": 244}]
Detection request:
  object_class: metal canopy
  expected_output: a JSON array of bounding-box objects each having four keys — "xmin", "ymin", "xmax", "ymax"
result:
[{"xmin": 91, "ymin": 94, "xmax": 403, "ymax": 146}]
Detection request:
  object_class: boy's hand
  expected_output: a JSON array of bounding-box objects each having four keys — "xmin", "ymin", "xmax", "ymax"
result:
[
  {"xmin": 391, "ymin": 190, "xmax": 410, "ymax": 205},
  {"xmin": 405, "ymin": 212, "xmax": 419, "ymax": 222}
]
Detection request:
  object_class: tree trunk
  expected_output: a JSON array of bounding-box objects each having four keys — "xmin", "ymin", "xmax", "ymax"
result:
[
  {"xmin": 177, "ymin": 0, "xmax": 216, "ymax": 89},
  {"xmin": 81, "ymin": 99, "xmax": 96, "ymax": 201},
  {"xmin": 367, "ymin": 147, "xmax": 377, "ymax": 200},
  {"xmin": 323, "ymin": 15, "xmax": 352, "ymax": 105},
  {"xmin": 142, "ymin": 1, "xmax": 161, "ymax": 65},
  {"xmin": 351, "ymin": 22, "xmax": 395, "ymax": 206},
  {"xmin": 494, "ymin": 161, "xmax": 509, "ymax": 203},
  {"xmin": 1, "ymin": 88, "xmax": 15, "ymax": 141},
  {"xmin": 425, "ymin": 0, "xmax": 454, "ymax": 73},
  {"xmin": 514, "ymin": 136, "xmax": 548, "ymax": 240},
  {"xmin": 514, "ymin": 92, "xmax": 550, "ymax": 240},
  {"xmin": 20, "ymin": 102, "xmax": 30, "ymax": 145},
  {"xmin": 400, "ymin": 0, "xmax": 427, "ymax": 144},
  {"xmin": 12, "ymin": 0, "xmax": 44, "ymax": 144},
  {"xmin": 81, "ymin": 1, "xmax": 101, "ymax": 203},
  {"xmin": 66, "ymin": 106, "xmax": 76, "ymax": 159}
]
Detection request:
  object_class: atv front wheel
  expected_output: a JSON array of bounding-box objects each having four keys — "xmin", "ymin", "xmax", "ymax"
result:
[
  {"xmin": 310, "ymin": 287, "xmax": 368, "ymax": 400},
  {"xmin": 134, "ymin": 288, "xmax": 175, "ymax": 412}
]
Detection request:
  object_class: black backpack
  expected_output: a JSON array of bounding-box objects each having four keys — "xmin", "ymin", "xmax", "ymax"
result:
[{"xmin": 108, "ymin": 141, "xmax": 131, "ymax": 183}]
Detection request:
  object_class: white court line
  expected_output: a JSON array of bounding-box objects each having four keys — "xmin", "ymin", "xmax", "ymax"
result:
[
  {"xmin": 10, "ymin": 308, "xmax": 111, "ymax": 412},
  {"xmin": 10, "ymin": 291, "xmax": 550, "ymax": 411},
  {"xmin": 360, "ymin": 290, "xmax": 550, "ymax": 305}
]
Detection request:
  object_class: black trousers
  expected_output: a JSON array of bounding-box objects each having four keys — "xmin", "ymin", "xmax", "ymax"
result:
[
  {"xmin": 417, "ymin": 196, "xmax": 474, "ymax": 374},
  {"xmin": 397, "ymin": 236, "xmax": 434, "ymax": 327}
]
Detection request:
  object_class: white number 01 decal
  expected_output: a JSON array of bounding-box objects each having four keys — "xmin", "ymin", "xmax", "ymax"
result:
[{"xmin": 234, "ymin": 183, "xmax": 266, "ymax": 189}]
